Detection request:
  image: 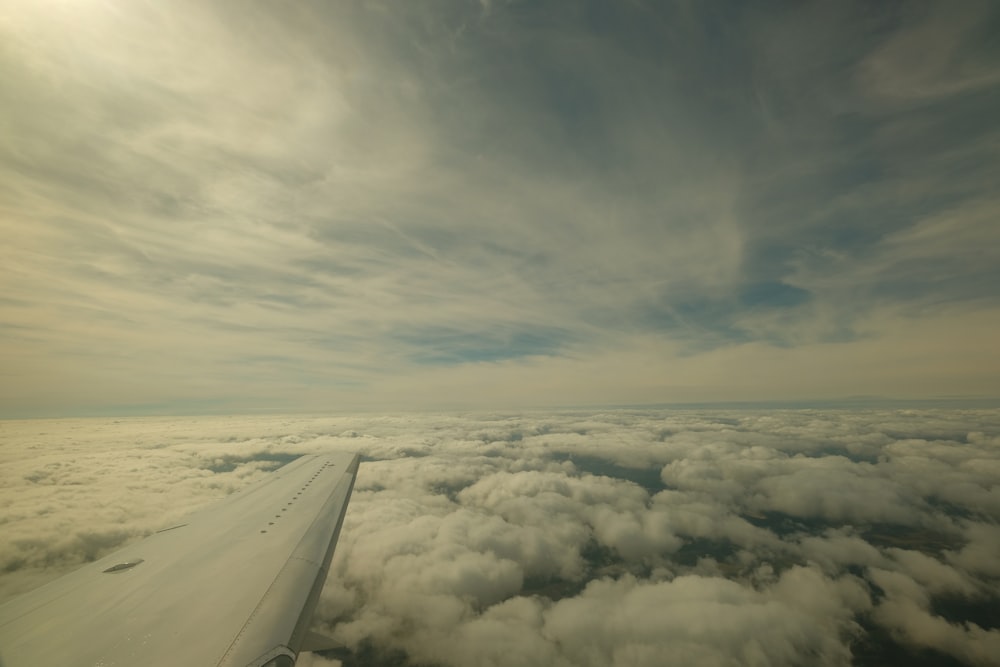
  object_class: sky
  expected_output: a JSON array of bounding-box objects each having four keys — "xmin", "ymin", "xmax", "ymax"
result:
[
  {"xmin": 1, "ymin": 410, "xmax": 999, "ymax": 666},
  {"xmin": 2, "ymin": 0, "xmax": 1000, "ymax": 417}
]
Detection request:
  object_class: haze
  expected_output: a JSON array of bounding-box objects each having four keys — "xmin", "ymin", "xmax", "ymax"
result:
[
  {"xmin": 2, "ymin": 1, "xmax": 999, "ymax": 417},
  {"xmin": 2, "ymin": 4, "xmax": 999, "ymax": 665}
]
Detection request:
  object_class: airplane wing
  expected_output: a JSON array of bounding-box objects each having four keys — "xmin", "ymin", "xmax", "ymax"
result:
[{"xmin": 0, "ymin": 451, "xmax": 360, "ymax": 667}]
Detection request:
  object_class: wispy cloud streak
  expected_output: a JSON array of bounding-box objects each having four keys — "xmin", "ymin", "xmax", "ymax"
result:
[{"xmin": 1, "ymin": 1, "xmax": 998, "ymax": 414}]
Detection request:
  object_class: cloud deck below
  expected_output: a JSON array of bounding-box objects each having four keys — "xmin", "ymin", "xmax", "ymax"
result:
[{"xmin": 1, "ymin": 409, "xmax": 998, "ymax": 666}]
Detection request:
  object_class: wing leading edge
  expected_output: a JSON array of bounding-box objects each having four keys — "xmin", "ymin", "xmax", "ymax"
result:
[{"xmin": 0, "ymin": 451, "xmax": 360, "ymax": 667}]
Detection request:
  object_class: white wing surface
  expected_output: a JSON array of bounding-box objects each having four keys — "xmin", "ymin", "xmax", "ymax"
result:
[{"xmin": 0, "ymin": 451, "xmax": 360, "ymax": 667}]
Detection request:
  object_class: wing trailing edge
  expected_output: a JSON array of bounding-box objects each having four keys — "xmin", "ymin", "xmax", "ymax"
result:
[{"xmin": 0, "ymin": 452, "xmax": 360, "ymax": 667}]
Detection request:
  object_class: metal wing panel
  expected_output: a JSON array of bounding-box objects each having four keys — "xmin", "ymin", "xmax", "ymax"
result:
[
  {"xmin": 219, "ymin": 456, "xmax": 358, "ymax": 666},
  {"xmin": 0, "ymin": 451, "xmax": 359, "ymax": 667}
]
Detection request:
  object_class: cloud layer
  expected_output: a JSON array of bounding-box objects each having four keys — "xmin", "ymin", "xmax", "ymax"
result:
[
  {"xmin": 2, "ymin": 409, "xmax": 998, "ymax": 665},
  {"xmin": 2, "ymin": 1, "xmax": 1000, "ymax": 415}
]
